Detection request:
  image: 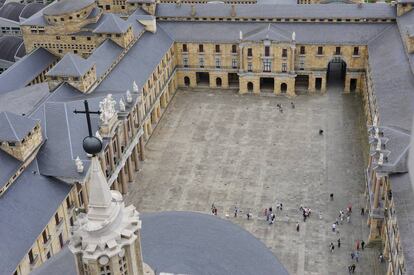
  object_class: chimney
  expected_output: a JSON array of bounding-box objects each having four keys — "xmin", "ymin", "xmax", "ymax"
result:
[
  {"xmin": 239, "ymin": 30, "xmax": 243, "ymax": 40},
  {"xmin": 191, "ymin": 4, "xmax": 196, "ymax": 17},
  {"xmin": 231, "ymin": 4, "xmax": 236, "ymax": 17}
]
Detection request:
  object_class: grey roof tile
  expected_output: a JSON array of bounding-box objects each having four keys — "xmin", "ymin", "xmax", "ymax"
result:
[
  {"xmin": 0, "ymin": 47, "xmax": 58, "ymax": 94},
  {"xmin": 93, "ymin": 13, "xmax": 130, "ymax": 34},
  {"xmin": 43, "ymin": 0, "xmax": 94, "ymax": 16},
  {"xmin": 95, "ymin": 25, "xmax": 173, "ymax": 93},
  {"xmin": 0, "ymin": 83, "xmax": 50, "ymax": 116},
  {"xmin": 32, "ymin": 211, "xmax": 289, "ymax": 275},
  {"xmin": 0, "ymin": 111, "xmax": 38, "ymax": 142},
  {"xmin": 244, "ymin": 24, "xmax": 291, "ymax": 42},
  {"xmin": 87, "ymin": 39, "xmax": 123, "ymax": 78},
  {"xmin": 19, "ymin": 3, "xmax": 44, "ymax": 20},
  {"xmin": 47, "ymin": 53, "xmax": 94, "ymax": 77},
  {"xmin": 0, "ymin": 160, "xmax": 71, "ymax": 275},
  {"xmin": 0, "ymin": 36, "xmax": 24, "ymax": 62},
  {"xmin": 159, "ymin": 22, "xmax": 391, "ymax": 44},
  {"xmin": 0, "ymin": 149, "xmax": 20, "ymax": 189},
  {"xmin": 156, "ymin": 3, "xmax": 396, "ymax": 19},
  {"xmin": 0, "ymin": 2, "xmax": 24, "ymax": 22},
  {"xmin": 390, "ymin": 173, "xmax": 414, "ymax": 274},
  {"xmin": 367, "ymin": 25, "xmax": 414, "ymax": 130}
]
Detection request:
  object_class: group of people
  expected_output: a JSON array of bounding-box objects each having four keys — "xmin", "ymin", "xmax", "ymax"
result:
[
  {"xmin": 300, "ymin": 205, "xmax": 312, "ymax": 222},
  {"xmin": 276, "ymin": 102, "xmax": 296, "ymax": 114}
]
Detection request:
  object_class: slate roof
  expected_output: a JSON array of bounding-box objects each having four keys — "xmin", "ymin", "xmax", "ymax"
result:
[
  {"xmin": 19, "ymin": 3, "xmax": 45, "ymax": 20},
  {"xmin": 0, "ymin": 161, "xmax": 71, "ymax": 275},
  {"xmin": 158, "ymin": 22, "xmax": 391, "ymax": 44},
  {"xmin": 367, "ymin": 25, "xmax": 414, "ymax": 130},
  {"xmin": 0, "ymin": 47, "xmax": 58, "ymax": 94},
  {"xmin": 0, "ymin": 111, "xmax": 38, "ymax": 142},
  {"xmin": 30, "ymin": 100, "xmax": 91, "ymax": 181},
  {"xmin": 0, "ymin": 2, "xmax": 24, "ymax": 22},
  {"xmin": 47, "ymin": 53, "xmax": 94, "ymax": 77},
  {"xmin": 0, "ymin": 36, "xmax": 24, "ymax": 62},
  {"xmin": 244, "ymin": 24, "xmax": 291, "ymax": 42},
  {"xmin": 87, "ymin": 39, "xmax": 123, "ymax": 78},
  {"xmin": 0, "ymin": 149, "xmax": 20, "ymax": 190},
  {"xmin": 389, "ymin": 173, "xmax": 414, "ymax": 275},
  {"xmin": 43, "ymin": 0, "xmax": 95, "ymax": 16},
  {"xmin": 93, "ymin": 13, "xmax": 131, "ymax": 34},
  {"xmin": 156, "ymin": 3, "xmax": 396, "ymax": 19},
  {"xmin": 0, "ymin": 83, "xmax": 50, "ymax": 116},
  {"xmin": 32, "ymin": 211, "xmax": 289, "ymax": 275},
  {"xmin": 95, "ymin": 25, "xmax": 173, "ymax": 93}
]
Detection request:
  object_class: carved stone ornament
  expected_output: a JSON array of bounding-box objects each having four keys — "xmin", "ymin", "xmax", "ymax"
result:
[{"xmin": 99, "ymin": 94, "xmax": 116, "ymax": 124}]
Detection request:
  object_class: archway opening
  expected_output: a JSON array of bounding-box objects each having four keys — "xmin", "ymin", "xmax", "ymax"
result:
[
  {"xmin": 196, "ymin": 72, "xmax": 210, "ymax": 86},
  {"xmin": 327, "ymin": 58, "xmax": 346, "ymax": 89},
  {"xmin": 281, "ymin": 83, "xmax": 287, "ymax": 93},
  {"xmin": 247, "ymin": 82, "xmax": 254, "ymax": 93},
  {"xmin": 216, "ymin": 77, "xmax": 222, "ymax": 87},
  {"xmin": 315, "ymin": 78, "xmax": 322, "ymax": 91},
  {"xmin": 184, "ymin": 76, "xmax": 190, "ymax": 87},
  {"xmin": 260, "ymin": 77, "xmax": 274, "ymax": 92}
]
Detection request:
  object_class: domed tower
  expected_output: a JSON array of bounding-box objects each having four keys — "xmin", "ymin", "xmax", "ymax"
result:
[{"xmin": 69, "ymin": 104, "xmax": 151, "ymax": 275}]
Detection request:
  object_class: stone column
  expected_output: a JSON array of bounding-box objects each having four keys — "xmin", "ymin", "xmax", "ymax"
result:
[
  {"xmin": 108, "ymin": 142, "xmax": 116, "ymax": 171},
  {"xmin": 116, "ymin": 135, "xmax": 122, "ymax": 159},
  {"xmin": 344, "ymin": 72, "xmax": 351, "ymax": 93},
  {"xmin": 127, "ymin": 156, "xmax": 134, "ymax": 182},
  {"xmin": 139, "ymin": 137, "xmax": 145, "ymax": 161},
  {"xmin": 81, "ymin": 185, "xmax": 89, "ymax": 210},
  {"xmin": 373, "ymin": 177, "xmax": 381, "ymax": 209},
  {"xmin": 308, "ymin": 74, "xmax": 315, "ymax": 93},
  {"xmin": 133, "ymin": 145, "xmax": 140, "ymax": 171},
  {"xmin": 120, "ymin": 167, "xmax": 128, "ymax": 194},
  {"xmin": 239, "ymin": 45, "xmax": 244, "ymax": 73},
  {"xmin": 321, "ymin": 75, "xmax": 327, "ymax": 93},
  {"xmin": 290, "ymin": 44, "xmax": 296, "ymax": 74}
]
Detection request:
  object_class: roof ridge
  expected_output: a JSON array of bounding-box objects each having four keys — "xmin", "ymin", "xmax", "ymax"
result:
[
  {"xmin": 4, "ymin": 112, "xmax": 20, "ymax": 141},
  {"xmin": 367, "ymin": 25, "xmax": 394, "ymax": 45}
]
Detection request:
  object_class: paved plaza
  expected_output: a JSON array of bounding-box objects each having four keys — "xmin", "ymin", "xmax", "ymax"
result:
[{"xmin": 126, "ymin": 82, "xmax": 385, "ymax": 274}]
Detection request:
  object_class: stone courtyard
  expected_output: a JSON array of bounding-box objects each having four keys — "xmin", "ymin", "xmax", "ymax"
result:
[{"xmin": 126, "ymin": 81, "xmax": 385, "ymax": 274}]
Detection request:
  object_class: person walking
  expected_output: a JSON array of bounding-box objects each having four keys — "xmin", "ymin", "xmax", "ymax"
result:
[
  {"xmin": 330, "ymin": 242, "xmax": 335, "ymax": 253},
  {"xmin": 330, "ymin": 193, "xmax": 334, "ymax": 201},
  {"xmin": 291, "ymin": 102, "xmax": 295, "ymax": 109},
  {"xmin": 337, "ymin": 238, "xmax": 341, "ymax": 248},
  {"xmin": 356, "ymin": 240, "xmax": 360, "ymax": 251},
  {"xmin": 351, "ymin": 263, "xmax": 356, "ymax": 273},
  {"xmin": 332, "ymin": 223, "xmax": 336, "ymax": 232},
  {"xmin": 234, "ymin": 206, "xmax": 238, "ymax": 218},
  {"xmin": 355, "ymin": 251, "xmax": 359, "ymax": 262},
  {"xmin": 347, "ymin": 215, "xmax": 351, "ymax": 223},
  {"xmin": 246, "ymin": 212, "xmax": 251, "ymax": 220},
  {"xmin": 296, "ymin": 223, "xmax": 300, "ymax": 232},
  {"xmin": 351, "ymin": 251, "xmax": 355, "ymax": 260},
  {"xmin": 348, "ymin": 265, "xmax": 353, "ymax": 274},
  {"xmin": 361, "ymin": 240, "xmax": 365, "ymax": 250},
  {"xmin": 361, "ymin": 207, "xmax": 365, "ymax": 215}
]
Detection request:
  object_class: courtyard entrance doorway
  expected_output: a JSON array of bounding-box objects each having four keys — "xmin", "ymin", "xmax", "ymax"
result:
[
  {"xmin": 216, "ymin": 77, "xmax": 222, "ymax": 87},
  {"xmin": 295, "ymin": 75, "xmax": 309, "ymax": 94},
  {"xmin": 260, "ymin": 77, "xmax": 274, "ymax": 92},
  {"xmin": 327, "ymin": 57, "xmax": 346, "ymax": 89},
  {"xmin": 228, "ymin": 73, "xmax": 239, "ymax": 88},
  {"xmin": 247, "ymin": 82, "xmax": 254, "ymax": 93},
  {"xmin": 184, "ymin": 76, "xmax": 190, "ymax": 87},
  {"xmin": 196, "ymin": 72, "xmax": 210, "ymax": 87}
]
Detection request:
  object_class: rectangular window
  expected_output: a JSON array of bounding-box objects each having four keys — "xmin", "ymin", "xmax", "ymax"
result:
[
  {"xmin": 59, "ymin": 233, "xmax": 64, "ymax": 248},
  {"xmin": 300, "ymin": 46, "xmax": 305, "ymax": 55},
  {"xmin": 28, "ymin": 249, "xmax": 34, "ymax": 263},
  {"xmin": 215, "ymin": 44, "xmax": 220, "ymax": 53},
  {"xmin": 335, "ymin": 47, "xmax": 341, "ymax": 55},
  {"xmin": 199, "ymin": 44, "xmax": 204, "ymax": 52},
  {"xmin": 232, "ymin": 44, "xmax": 237, "ymax": 53},
  {"xmin": 263, "ymin": 59, "xmax": 271, "ymax": 72},
  {"xmin": 55, "ymin": 212, "xmax": 60, "ymax": 225},
  {"xmin": 353, "ymin": 46, "xmax": 359, "ymax": 56},
  {"xmin": 247, "ymin": 48, "xmax": 252, "ymax": 57},
  {"xmin": 183, "ymin": 57, "xmax": 188, "ymax": 67},
  {"xmin": 42, "ymin": 230, "xmax": 48, "ymax": 244},
  {"xmin": 248, "ymin": 62, "xmax": 252, "ymax": 72},
  {"xmin": 182, "ymin": 44, "xmax": 187, "ymax": 52},
  {"xmin": 215, "ymin": 57, "xmax": 221, "ymax": 68},
  {"xmin": 199, "ymin": 57, "xmax": 204, "ymax": 68},
  {"xmin": 71, "ymin": 37, "xmax": 76, "ymax": 40},
  {"xmin": 317, "ymin": 46, "xmax": 323, "ymax": 55},
  {"xmin": 232, "ymin": 58, "xmax": 237, "ymax": 68},
  {"xmin": 56, "ymin": 36, "xmax": 60, "ymax": 40},
  {"xmin": 299, "ymin": 60, "xmax": 305, "ymax": 70},
  {"xmin": 282, "ymin": 63, "xmax": 287, "ymax": 72},
  {"xmin": 265, "ymin": 46, "xmax": 270, "ymax": 57},
  {"xmin": 282, "ymin": 49, "xmax": 288, "ymax": 58}
]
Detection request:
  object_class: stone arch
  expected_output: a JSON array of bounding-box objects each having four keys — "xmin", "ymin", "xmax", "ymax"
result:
[
  {"xmin": 281, "ymin": 83, "xmax": 287, "ymax": 93},
  {"xmin": 216, "ymin": 77, "xmax": 222, "ymax": 87},
  {"xmin": 184, "ymin": 76, "xmax": 190, "ymax": 87},
  {"xmin": 247, "ymin": 82, "xmax": 254, "ymax": 93}
]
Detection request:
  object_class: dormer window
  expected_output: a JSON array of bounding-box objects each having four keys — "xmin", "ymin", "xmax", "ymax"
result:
[{"xmin": 8, "ymin": 142, "xmax": 15, "ymax": 147}]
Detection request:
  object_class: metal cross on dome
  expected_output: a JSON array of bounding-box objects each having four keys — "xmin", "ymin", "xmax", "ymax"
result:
[{"xmin": 73, "ymin": 100, "xmax": 103, "ymax": 155}]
